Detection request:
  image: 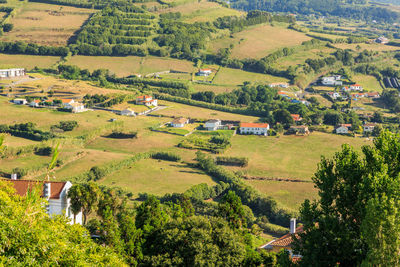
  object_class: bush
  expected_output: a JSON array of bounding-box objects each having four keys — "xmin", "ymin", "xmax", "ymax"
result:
[
  {"xmin": 2, "ymin": 23, "xmax": 13, "ymax": 32},
  {"xmin": 88, "ymin": 166, "xmax": 106, "ymax": 181},
  {"xmin": 106, "ymin": 131, "xmax": 137, "ymax": 139},
  {"xmin": 53, "ymin": 121, "xmax": 78, "ymax": 132},
  {"xmin": 34, "ymin": 146, "xmax": 53, "ymax": 156},
  {"xmin": 216, "ymin": 156, "xmax": 249, "ymax": 167},
  {"xmin": 151, "ymin": 152, "xmax": 181, "ymax": 162}
]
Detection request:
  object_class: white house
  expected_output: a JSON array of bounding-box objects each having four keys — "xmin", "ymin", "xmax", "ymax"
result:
[
  {"xmin": 321, "ymin": 76, "xmax": 342, "ymax": 86},
  {"xmin": 205, "ymin": 119, "xmax": 222, "ymax": 131},
  {"xmin": 29, "ymin": 99, "xmax": 41, "ymax": 107},
  {"xmin": 6, "ymin": 180, "xmax": 83, "ymax": 224},
  {"xmin": 65, "ymin": 102, "xmax": 85, "ymax": 113},
  {"xmin": 327, "ymin": 92, "xmax": 341, "ymax": 100},
  {"xmin": 375, "ymin": 36, "xmax": 389, "ymax": 44},
  {"xmin": 269, "ymin": 82, "xmax": 289, "ymax": 88},
  {"xmin": 335, "ymin": 124, "xmax": 351, "ymax": 134},
  {"xmin": 13, "ymin": 98, "xmax": 27, "ymax": 105},
  {"xmin": 172, "ymin": 117, "xmax": 189, "ymax": 128},
  {"xmin": 349, "ymin": 84, "xmax": 363, "ymax": 91},
  {"xmin": 363, "ymin": 123, "xmax": 376, "ymax": 133},
  {"xmin": 365, "ymin": 92, "xmax": 380, "ymax": 98},
  {"xmin": 196, "ymin": 69, "xmax": 212, "ymax": 76},
  {"xmin": 120, "ymin": 108, "xmax": 135, "ymax": 116},
  {"xmin": 239, "ymin": 122, "xmax": 269, "ymax": 136},
  {"xmin": 0, "ymin": 68, "xmax": 25, "ymax": 79},
  {"xmin": 136, "ymin": 95, "xmax": 158, "ymax": 107}
]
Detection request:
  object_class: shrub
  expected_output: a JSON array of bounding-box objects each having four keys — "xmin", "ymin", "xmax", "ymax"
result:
[
  {"xmin": 216, "ymin": 156, "xmax": 249, "ymax": 167},
  {"xmin": 151, "ymin": 152, "xmax": 181, "ymax": 162},
  {"xmin": 88, "ymin": 166, "xmax": 106, "ymax": 181},
  {"xmin": 53, "ymin": 121, "xmax": 78, "ymax": 131},
  {"xmin": 34, "ymin": 146, "xmax": 53, "ymax": 156}
]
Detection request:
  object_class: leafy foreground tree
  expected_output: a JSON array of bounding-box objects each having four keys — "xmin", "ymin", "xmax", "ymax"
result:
[
  {"xmin": 0, "ymin": 181, "xmax": 125, "ymax": 266},
  {"xmin": 293, "ymin": 131, "xmax": 400, "ymax": 266}
]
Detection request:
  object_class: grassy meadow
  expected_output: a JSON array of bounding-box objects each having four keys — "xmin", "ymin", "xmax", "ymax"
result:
[
  {"xmin": 213, "ymin": 67, "xmax": 289, "ymax": 86},
  {"xmin": 1, "ymin": 2, "xmax": 95, "ymax": 46},
  {"xmin": 66, "ymin": 56, "xmax": 195, "ymax": 77},
  {"xmin": 0, "ymin": 53, "xmax": 60, "ymax": 70},
  {"xmin": 223, "ymin": 132, "xmax": 372, "ymax": 180},
  {"xmin": 210, "ymin": 24, "xmax": 311, "ymax": 59}
]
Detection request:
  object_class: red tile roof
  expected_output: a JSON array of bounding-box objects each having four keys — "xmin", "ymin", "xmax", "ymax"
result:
[
  {"xmin": 240, "ymin": 122, "xmax": 269, "ymax": 128},
  {"xmin": 291, "ymin": 114, "xmax": 302, "ymax": 121},
  {"xmin": 267, "ymin": 226, "xmax": 304, "ymax": 247},
  {"xmin": 340, "ymin": 124, "xmax": 352, "ymax": 128},
  {"xmin": 351, "ymin": 84, "xmax": 361, "ymax": 87},
  {"xmin": 137, "ymin": 95, "xmax": 152, "ymax": 99},
  {"xmin": 4, "ymin": 180, "xmax": 67, "ymax": 199},
  {"xmin": 61, "ymin": 99, "xmax": 73, "ymax": 104}
]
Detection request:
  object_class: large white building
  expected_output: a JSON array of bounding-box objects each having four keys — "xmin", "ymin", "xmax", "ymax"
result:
[
  {"xmin": 136, "ymin": 95, "xmax": 158, "ymax": 107},
  {"xmin": 321, "ymin": 76, "xmax": 342, "ymax": 86},
  {"xmin": 205, "ymin": 119, "xmax": 222, "ymax": 131},
  {"xmin": 0, "ymin": 68, "xmax": 26, "ymax": 79},
  {"xmin": 239, "ymin": 122, "xmax": 269, "ymax": 136},
  {"xmin": 6, "ymin": 180, "xmax": 83, "ymax": 224}
]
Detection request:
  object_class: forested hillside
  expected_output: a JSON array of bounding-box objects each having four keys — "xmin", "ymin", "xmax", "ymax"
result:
[{"xmin": 230, "ymin": 0, "xmax": 399, "ymax": 22}]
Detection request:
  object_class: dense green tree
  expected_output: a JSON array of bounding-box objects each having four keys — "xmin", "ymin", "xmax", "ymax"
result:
[
  {"xmin": 68, "ymin": 182, "xmax": 101, "ymax": 224},
  {"xmin": 218, "ymin": 190, "xmax": 247, "ymax": 229},
  {"xmin": 294, "ymin": 131, "xmax": 400, "ymax": 266},
  {"xmin": 273, "ymin": 109, "xmax": 294, "ymax": 126},
  {"xmin": 0, "ymin": 181, "xmax": 126, "ymax": 266}
]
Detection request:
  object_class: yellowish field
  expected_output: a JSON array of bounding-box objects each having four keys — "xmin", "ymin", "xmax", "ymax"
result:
[
  {"xmin": 273, "ymin": 47, "xmax": 336, "ymax": 70},
  {"xmin": 213, "ymin": 67, "xmax": 288, "ymax": 86},
  {"xmin": 223, "ymin": 132, "xmax": 372, "ymax": 180},
  {"xmin": 99, "ymin": 158, "xmax": 216, "ymax": 197},
  {"xmin": 246, "ymin": 180, "xmax": 318, "ymax": 210},
  {"xmin": 335, "ymin": 43, "xmax": 400, "ymax": 52},
  {"xmin": 154, "ymin": 100, "xmax": 260, "ymax": 121},
  {"xmin": 1, "ymin": 2, "xmax": 95, "ymax": 46},
  {"xmin": 66, "ymin": 56, "xmax": 195, "ymax": 77},
  {"xmin": 0, "ymin": 53, "xmax": 60, "ymax": 70},
  {"xmin": 210, "ymin": 24, "xmax": 311, "ymax": 59},
  {"xmin": 193, "ymin": 83, "xmax": 238, "ymax": 93},
  {"xmin": 158, "ymin": 1, "xmax": 244, "ymax": 23}
]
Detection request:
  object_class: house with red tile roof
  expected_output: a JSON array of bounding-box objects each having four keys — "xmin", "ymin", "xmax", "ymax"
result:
[
  {"xmin": 136, "ymin": 95, "xmax": 158, "ymax": 107},
  {"xmin": 363, "ymin": 123, "xmax": 376, "ymax": 133},
  {"xmin": 349, "ymin": 84, "xmax": 363, "ymax": 91},
  {"xmin": 239, "ymin": 122, "xmax": 269, "ymax": 136},
  {"xmin": 4, "ymin": 179, "xmax": 83, "ymax": 224},
  {"xmin": 291, "ymin": 114, "xmax": 302, "ymax": 122},
  {"xmin": 335, "ymin": 124, "xmax": 352, "ymax": 134},
  {"xmin": 260, "ymin": 218, "xmax": 302, "ymax": 259}
]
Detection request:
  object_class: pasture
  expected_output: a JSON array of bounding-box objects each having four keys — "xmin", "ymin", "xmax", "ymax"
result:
[
  {"xmin": 213, "ymin": 67, "xmax": 288, "ymax": 86},
  {"xmin": 0, "ymin": 53, "xmax": 60, "ymax": 70},
  {"xmin": 246, "ymin": 179, "xmax": 318, "ymax": 210},
  {"xmin": 99, "ymin": 158, "xmax": 216, "ymax": 197},
  {"xmin": 352, "ymin": 74, "xmax": 382, "ymax": 92},
  {"xmin": 66, "ymin": 56, "xmax": 195, "ymax": 77},
  {"xmin": 1, "ymin": 2, "xmax": 95, "ymax": 46},
  {"xmin": 158, "ymin": 1, "xmax": 243, "ymax": 23},
  {"xmin": 209, "ymin": 24, "xmax": 311, "ymax": 59},
  {"xmin": 223, "ymin": 132, "xmax": 372, "ymax": 180},
  {"xmin": 334, "ymin": 43, "xmax": 400, "ymax": 52}
]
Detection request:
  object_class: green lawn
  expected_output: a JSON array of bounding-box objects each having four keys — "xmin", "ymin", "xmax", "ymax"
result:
[
  {"xmin": 213, "ymin": 67, "xmax": 288, "ymax": 86},
  {"xmin": 99, "ymin": 158, "xmax": 216, "ymax": 197},
  {"xmin": 223, "ymin": 132, "xmax": 372, "ymax": 180}
]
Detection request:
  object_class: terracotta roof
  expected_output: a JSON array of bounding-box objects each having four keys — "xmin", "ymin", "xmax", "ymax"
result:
[
  {"xmin": 61, "ymin": 99, "xmax": 73, "ymax": 104},
  {"xmin": 137, "ymin": 95, "xmax": 152, "ymax": 100},
  {"xmin": 351, "ymin": 84, "xmax": 361, "ymax": 87},
  {"xmin": 200, "ymin": 69, "xmax": 212, "ymax": 72},
  {"xmin": 267, "ymin": 226, "xmax": 304, "ymax": 247},
  {"xmin": 240, "ymin": 122, "xmax": 269, "ymax": 128},
  {"xmin": 278, "ymin": 91, "xmax": 287, "ymax": 95},
  {"xmin": 364, "ymin": 123, "xmax": 376, "ymax": 127},
  {"xmin": 339, "ymin": 124, "xmax": 352, "ymax": 128},
  {"xmin": 172, "ymin": 117, "xmax": 188, "ymax": 124},
  {"xmin": 68, "ymin": 102, "xmax": 83, "ymax": 107},
  {"xmin": 291, "ymin": 114, "xmax": 302, "ymax": 121},
  {"xmin": 4, "ymin": 180, "xmax": 67, "ymax": 199}
]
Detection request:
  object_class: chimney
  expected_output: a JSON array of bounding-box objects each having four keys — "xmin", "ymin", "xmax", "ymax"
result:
[
  {"xmin": 11, "ymin": 173, "xmax": 17, "ymax": 180},
  {"xmin": 290, "ymin": 218, "xmax": 296, "ymax": 234},
  {"xmin": 43, "ymin": 183, "xmax": 51, "ymax": 199}
]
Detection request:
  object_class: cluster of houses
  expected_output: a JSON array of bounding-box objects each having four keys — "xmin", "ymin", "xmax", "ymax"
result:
[
  {"xmin": 278, "ymin": 91, "xmax": 311, "ymax": 106},
  {"xmin": 327, "ymin": 90, "xmax": 380, "ymax": 101},
  {"xmin": 335, "ymin": 123, "xmax": 376, "ymax": 134},
  {"xmin": 119, "ymin": 95, "xmax": 158, "ymax": 117},
  {"xmin": 12, "ymin": 98, "xmax": 86, "ymax": 113}
]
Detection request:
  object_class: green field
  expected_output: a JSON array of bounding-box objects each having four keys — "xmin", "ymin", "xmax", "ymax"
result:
[
  {"xmin": 0, "ymin": 53, "xmax": 60, "ymax": 70},
  {"xmin": 99, "ymin": 158, "xmax": 216, "ymax": 197},
  {"xmin": 223, "ymin": 132, "xmax": 372, "ymax": 180},
  {"xmin": 352, "ymin": 74, "xmax": 383, "ymax": 92},
  {"xmin": 66, "ymin": 56, "xmax": 195, "ymax": 77},
  {"xmin": 213, "ymin": 67, "xmax": 289, "ymax": 86},
  {"xmin": 209, "ymin": 23, "xmax": 311, "ymax": 59}
]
